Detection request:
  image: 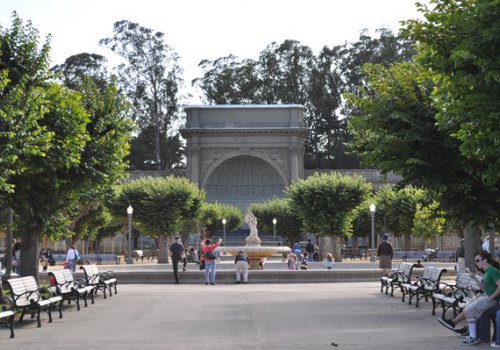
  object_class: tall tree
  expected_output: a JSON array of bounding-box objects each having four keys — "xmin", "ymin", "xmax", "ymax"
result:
[
  {"xmin": 0, "ymin": 14, "xmax": 133, "ymax": 279},
  {"xmin": 347, "ymin": 61, "xmax": 498, "ymax": 270},
  {"xmin": 100, "ymin": 20, "xmax": 183, "ymax": 171},
  {"xmin": 403, "ymin": 0, "xmax": 500, "ymax": 187}
]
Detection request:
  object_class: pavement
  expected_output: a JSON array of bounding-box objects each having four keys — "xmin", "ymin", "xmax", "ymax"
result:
[{"xmin": 1, "ymin": 281, "xmax": 475, "ymax": 349}]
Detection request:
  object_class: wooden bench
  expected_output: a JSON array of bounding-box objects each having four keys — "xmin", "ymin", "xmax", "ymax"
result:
[
  {"xmin": 432, "ymin": 272, "xmax": 482, "ymax": 319},
  {"xmin": 0, "ymin": 297, "xmax": 15, "ymax": 338},
  {"xmin": 80, "ymin": 264, "xmax": 117, "ymax": 298},
  {"xmin": 48, "ymin": 270, "xmax": 95, "ymax": 310},
  {"xmin": 6, "ymin": 276, "xmax": 63, "ymax": 328},
  {"xmin": 401, "ymin": 266, "xmax": 448, "ymax": 308},
  {"xmin": 380, "ymin": 262, "xmax": 416, "ymax": 296}
]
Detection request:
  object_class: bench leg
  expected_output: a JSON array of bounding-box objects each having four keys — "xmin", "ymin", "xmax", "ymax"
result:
[
  {"xmin": 82, "ymin": 292, "xmax": 88, "ymax": 308},
  {"xmin": 113, "ymin": 282, "xmax": 117, "ymax": 295},
  {"xmin": 37, "ymin": 307, "xmax": 42, "ymax": 327},
  {"xmin": 75, "ymin": 296, "xmax": 81, "ymax": 311}
]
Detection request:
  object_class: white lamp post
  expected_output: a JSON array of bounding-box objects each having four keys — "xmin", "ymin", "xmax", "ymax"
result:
[
  {"xmin": 272, "ymin": 218, "xmax": 277, "ymax": 244},
  {"xmin": 222, "ymin": 218, "xmax": 227, "ymax": 246},
  {"xmin": 369, "ymin": 203, "xmax": 376, "ymax": 263},
  {"xmin": 126, "ymin": 205, "xmax": 133, "ymax": 264}
]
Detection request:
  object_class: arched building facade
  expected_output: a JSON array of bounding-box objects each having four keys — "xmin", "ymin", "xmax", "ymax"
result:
[{"xmin": 181, "ymin": 105, "xmax": 308, "ymax": 212}]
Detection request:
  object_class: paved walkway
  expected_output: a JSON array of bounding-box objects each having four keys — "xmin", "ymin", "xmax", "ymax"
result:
[{"xmin": 1, "ymin": 282, "xmax": 472, "ymax": 349}]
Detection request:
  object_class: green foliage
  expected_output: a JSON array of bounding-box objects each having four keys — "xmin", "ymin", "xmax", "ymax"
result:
[
  {"xmin": 286, "ymin": 172, "xmax": 371, "ymax": 237},
  {"xmin": 347, "ymin": 61, "xmax": 499, "ymax": 226},
  {"xmin": 249, "ymin": 198, "xmax": 303, "ymax": 244},
  {"xmin": 403, "ymin": 0, "xmax": 500, "ymax": 186},
  {"xmin": 100, "ymin": 20, "xmax": 183, "ymax": 171},
  {"xmin": 194, "ymin": 31, "xmax": 415, "ymax": 169},
  {"xmin": 0, "ymin": 14, "xmax": 134, "ymax": 277},
  {"xmin": 198, "ymin": 202, "xmax": 243, "ymax": 237},
  {"xmin": 111, "ymin": 176, "xmax": 204, "ymax": 236},
  {"xmin": 412, "ymin": 201, "xmax": 446, "ymax": 242}
]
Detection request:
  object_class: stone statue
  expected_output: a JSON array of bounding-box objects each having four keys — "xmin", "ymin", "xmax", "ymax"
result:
[{"xmin": 245, "ymin": 210, "xmax": 261, "ymax": 245}]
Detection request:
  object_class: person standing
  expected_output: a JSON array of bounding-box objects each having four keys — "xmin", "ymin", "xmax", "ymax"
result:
[
  {"xmin": 377, "ymin": 234, "xmax": 393, "ymax": 270},
  {"xmin": 201, "ymin": 238, "xmax": 221, "ymax": 285},
  {"xmin": 305, "ymin": 239, "xmax": 315, "ymax": 262},
  {"xmin": 455, "ymin": 239, "xmax": 465, "ymax": 272},
  {"xmin": 12, "ymin": 239, "xmax": 21, "ymax": 274},
  {"xmin": 234, "ymin": 250, "xmax": 250, "ymax": 284},
  {"xmin": 65, "ymin": 244, "xmax": 79, "ymax": 272},
  {"xmin": 169, "ymin": 236, "xmax": 184, "ymax": 284}
]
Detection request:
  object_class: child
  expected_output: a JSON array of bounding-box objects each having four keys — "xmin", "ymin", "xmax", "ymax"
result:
[
  {"xmin": 300, "ymin": 252, "xmax": 308, "ymax": 270},
  {"xmin": 323, "ymin": 253, "xmax": 335, "ymax": 270},
  {"xmin": 287, "ymin": 253, "xmax": 296, "ymax": 270}
]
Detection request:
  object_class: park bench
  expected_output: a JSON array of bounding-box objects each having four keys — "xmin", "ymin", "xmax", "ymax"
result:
[
  {"xmin": 0, "ymin": 297, "xmax": 15, "ymax": 338},
  {"xmin": 432, "ymin": 272, "xmax": 482, "ymax": 319},
  {"xmin": 380, "ymin": 262, "xmax": 416, "ymax": 296},
  {"xmin": 341, "ymin": 248, "xmax": 366, "ymax": 260},
  {"xmin": 80, "ymin": 264, "xmax": 117, "ymax": 299},
  {"xmin": 401, "ymin": 266, "xmax": 447, "ymax": 308},
  {"xmin": 48, "ymin": 269, "xmax": 95, "ymax": 310},
  {"xmin": 80, "ymin": 254, "xmax": 119, "ymax": 265},
  {"xmin": 6, "ymin": 276, "xmax": 63, "ymax": 328}
]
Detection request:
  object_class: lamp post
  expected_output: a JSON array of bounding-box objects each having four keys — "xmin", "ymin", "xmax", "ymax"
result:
[
  {"xmin": 222, "ymin": 218, "xmax": 227, "ymax": 246},
  {"xmin": 126, "ymin": 205, "xmax": 133, "ymax": 264},
  {"xmin": 272, "ymin": 218, "xmax": 277, "ymax": 244},
  {"xmin": 369, "ymin": 203, "xmax": 376, "ymax": 263}
]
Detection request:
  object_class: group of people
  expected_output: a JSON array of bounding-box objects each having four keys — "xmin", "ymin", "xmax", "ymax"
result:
[
  {"xmin": 169, "ymin": 236, "xmax": 251, "ymax": 285},
  {"xmin": 438, "ymin": 250, "xmax": 500, "ymax": 346}
]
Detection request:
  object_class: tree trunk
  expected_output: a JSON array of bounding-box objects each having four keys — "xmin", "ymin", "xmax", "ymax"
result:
[
  {"xmin": 19, "ymin": 229, "xmax": 40, "ymax": 281},
  {"xmin": 464, "ymin": 225, "xmax": 481, "ymax": 272},
  {"xmin": 319, "ymin": 236, "xmax": 343, "ymax": 262},
  {"xmin": 157, "ymin": 234, "xmax": 170, "ymax": 264},
  {"xmin": 403, "ymin": 235, "xmax": 411, "ymax": 251}
]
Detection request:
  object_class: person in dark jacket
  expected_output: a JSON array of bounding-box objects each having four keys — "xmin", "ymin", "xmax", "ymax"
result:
[
  {"xmin": 169, "ymin": 236, "xmax": 185, "ymax": 284},
  {"xmin": 377, "ymin": 234, "xmax": 393, "ymax": 269},
  {"xmin": 234, "ymin": 250, "xmax": 250, "ymax": 284},
  {"xmin": 305, "ymin": 239, "xmax": 315, "ymax": 262}
]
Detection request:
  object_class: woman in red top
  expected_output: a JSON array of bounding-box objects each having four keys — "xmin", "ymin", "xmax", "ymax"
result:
[{"xmin": 201, "ymin": 238, "xmax": 221, "ymax": 285}]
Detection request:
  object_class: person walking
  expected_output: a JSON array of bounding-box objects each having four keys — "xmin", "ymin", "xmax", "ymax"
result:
[
  {"xmin": 201, "ymin": 238, "xmax": 221, "ymax": 285},
  {"xmin": 305, "ymin": 239, "xmax": 315, "ymax": 262},
  {"xmin": 169, "ymin": 236, "xmax": 185, "ymax": 284},
  {"xmin": 65, "ymin": 244, "xmax": 79, "ymax": 272},
  {"xmin": 377, "ymin": 234, "xmax": 393, "ymax": 270},
  {"xmin": 234, "ymin": 250, "xmax": 250, "ymax": 284}
]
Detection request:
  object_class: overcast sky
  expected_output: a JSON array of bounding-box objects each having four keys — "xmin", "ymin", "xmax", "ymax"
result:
[{"xmin": 0, "ymin": 0, "xmax": 426, "ymax": 103}]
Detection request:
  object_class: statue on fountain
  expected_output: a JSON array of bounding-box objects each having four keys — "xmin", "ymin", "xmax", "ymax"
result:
[{"xmin": 244, "ymin": 210, "xmax": 261, "ymax": 245}]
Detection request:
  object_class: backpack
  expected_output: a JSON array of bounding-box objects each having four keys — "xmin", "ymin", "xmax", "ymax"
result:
[{"xmin": 205, "ymin": 250, "xmax": 217, "ymax": 259}]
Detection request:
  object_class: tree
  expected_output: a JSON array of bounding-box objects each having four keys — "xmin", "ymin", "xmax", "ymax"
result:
[
  {"xmin": 111, "ymin": 177, "xmax": 204, "ymax": 263},
  {"xmin": 403, "ymin": 0, "xmax": 500, "ymax": 187},
  {"xmin": 51, "ymin": 52, "xmax": 135, "ymax": 247},
  {"xmin": 249, "ymin": 198, "xmax": 303, "ymax": 246},
  {"xmin": 100, "ymin": 20, "xmax": 183, "ymax": 171},
  {"xmin": 347, "ymin": 61, "xmax": 498, "ymax": 270},
  {"xmin": 198, "ymin": 202, "xmax": 243, "ymax": 238},
  {"xmin": 194, "ymin": 32, "xmax": 415, "ymax": 169},
  {"xmin": 0, "ymin": 14, "xmax": 133, "ymax": 279},
  {"xmin": 286, "ymin": 173, "xmax": 371, "ymax": 260}
]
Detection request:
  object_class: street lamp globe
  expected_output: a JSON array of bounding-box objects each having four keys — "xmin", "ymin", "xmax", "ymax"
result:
[{"xmin": 127, "ymin": 205, "xmax": 133, "ymax": 215}]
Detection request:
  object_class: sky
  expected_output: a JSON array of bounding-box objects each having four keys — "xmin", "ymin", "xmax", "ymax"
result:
[{"xmin": 0, "ymin": 0, "xmax": 427, "ymax": 103}]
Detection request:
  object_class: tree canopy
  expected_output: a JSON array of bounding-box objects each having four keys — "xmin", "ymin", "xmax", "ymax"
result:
[
  {"xmin": 100, "ymin": 20, "xmax": 183, "ymax": 171},
  {"xmin": 403, "ymin": 0, "xmax": 500, "ymax": 187}
]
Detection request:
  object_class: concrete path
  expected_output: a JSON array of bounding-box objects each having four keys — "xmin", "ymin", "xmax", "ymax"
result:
[{"xmin": 1, "ymin": 282, "xmax": 473, "ymax": 349}]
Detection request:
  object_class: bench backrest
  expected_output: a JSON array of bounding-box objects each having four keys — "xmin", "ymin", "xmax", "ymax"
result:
[
  {"xmin": 455, "ymin": 272, "xmax": 482, "ymax": 291},
  {"xmin": 81, "ymin": 264, "xmax": 101, "ymax": 284},
  {"xmin": 421, "ymin": 266, "xmax": 447, "ymax": 285},
  {"xmin": 49, "ymin": 270, "xmax": 78, "ymax": 294},
  {"xmin": 7, "ymin": 276, "xmax": 40, "ymax": 306}
]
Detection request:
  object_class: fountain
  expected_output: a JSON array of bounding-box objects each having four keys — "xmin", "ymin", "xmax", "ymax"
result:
[{"xmin": 216, "ymin": 210, "xmax": 291, "ymax": 269}]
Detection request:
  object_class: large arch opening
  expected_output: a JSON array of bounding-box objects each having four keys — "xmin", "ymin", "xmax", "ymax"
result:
[{"xmin": 205, "ymin": 156, "xmax": 285, "ymax": 212}]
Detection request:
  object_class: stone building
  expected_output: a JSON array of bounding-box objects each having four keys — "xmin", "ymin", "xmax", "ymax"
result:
[{"xmin": 181, "ymin": 105, "xmax": 308, "ymax": 212}]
